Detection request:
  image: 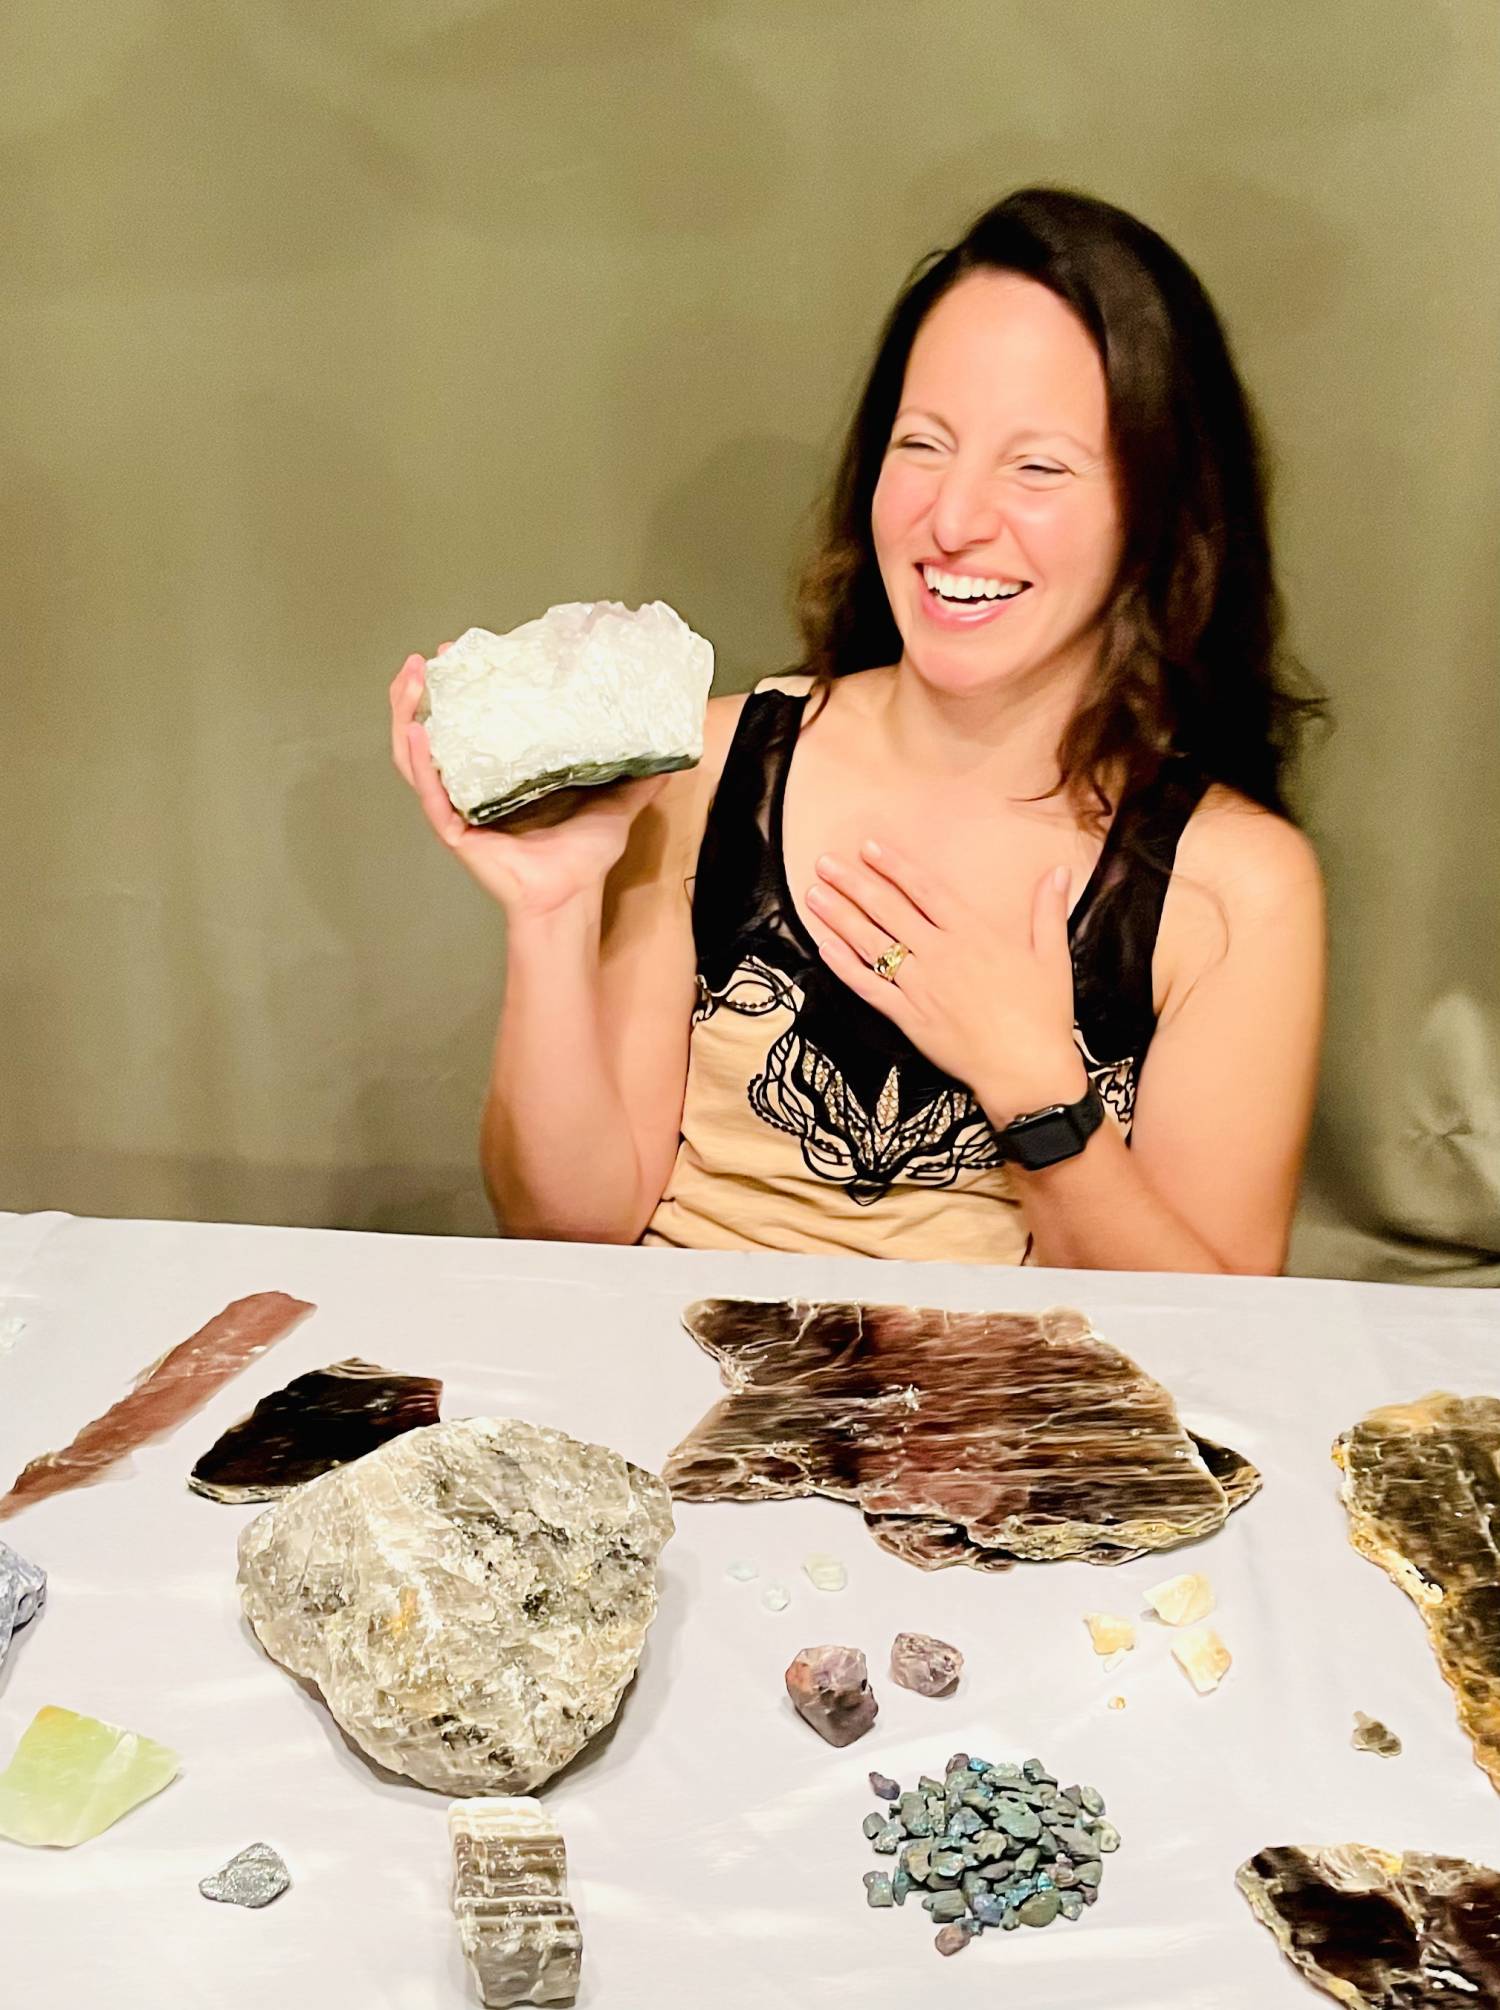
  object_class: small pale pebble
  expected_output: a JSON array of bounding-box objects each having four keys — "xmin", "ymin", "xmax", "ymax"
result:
[
  {"xmin": 761, "ymin": 1582, "xmax": 790, "ymax": 1612},
  {"xmin": 890, "ymin": 1632, "xmax": 964, "ymax": 1697},
  {"xmin": 863, "ymin": 1871, "xmax": 894, "ymax": 1908},
  {"xmin": 1352, "ymin": 1712, "xmax": 1403, "ymax": 1757},
  {"xmin": 803, "ymin": 1553, "xmax": 848, "ymax": 1592},
  {"xmin": 725, "ymin": 1559, "xmax": 758, "ymax": 1582},
  {"xmin": 1084, "ymin": 1612, "xmax": 1136, "ymax": 1657},
  {"xmin": 934, "ymin": 1923, "xmax": 972, "ymax": 1955},
  {"xmin": 1144, "ymin": 1571, "xmax": 1215, "ymax": 1626},
  {"xmin": 1171, "ymin": 1626, "xmax": 1231, "ymax": 1694}
]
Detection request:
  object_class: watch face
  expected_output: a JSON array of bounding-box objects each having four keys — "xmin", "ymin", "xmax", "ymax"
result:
[{"xmin": 1003, "ymin": 1086, "xmax": 1104, "ymax": 1168}]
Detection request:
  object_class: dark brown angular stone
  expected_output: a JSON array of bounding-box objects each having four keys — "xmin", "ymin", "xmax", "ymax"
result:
[
  {"xmin": 663, "ymin": 1299, "xmax": 1258, "ymax": 1569},
  {"xmin": 1236, "ymin": 1844, "xmax": 1500, "ymax": 2006},
  {"xmin": 1335, "ymin": 1394, "xmax": 1500, "ymax": 1791},
  {"xmin": 189, "ymin": 1359, "xmax": 443, "ymax": 1502}
]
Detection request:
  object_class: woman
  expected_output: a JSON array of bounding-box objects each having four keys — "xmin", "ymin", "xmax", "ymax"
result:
[{"xmin": 390, "ymin": 187, "xmax": 1326, "ymax": 1271}]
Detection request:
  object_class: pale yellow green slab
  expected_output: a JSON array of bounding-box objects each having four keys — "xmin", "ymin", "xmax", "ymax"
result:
[{"xmin": 0, "ymin": 1705, "xmax": 180, "ymax": 1847}]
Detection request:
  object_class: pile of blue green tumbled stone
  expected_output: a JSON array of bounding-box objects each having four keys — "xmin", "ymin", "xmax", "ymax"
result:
[{"xmin": 860, "ymin": 1753, "xmax": 1120, "ymax": 1955}]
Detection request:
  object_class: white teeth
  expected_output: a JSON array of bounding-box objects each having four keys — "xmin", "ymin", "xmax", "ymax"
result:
[{"xmin": 921, "ymin": 565, "xmax": 1025, "ymax": 602}]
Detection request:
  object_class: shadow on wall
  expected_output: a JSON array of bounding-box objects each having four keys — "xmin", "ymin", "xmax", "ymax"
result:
[{"xmin": 631, "ymin": 432, "xmax": 827, "ymax": 695}]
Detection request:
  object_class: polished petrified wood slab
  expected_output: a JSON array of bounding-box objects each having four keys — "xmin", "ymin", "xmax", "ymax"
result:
[
  {"xmin": 1237, "ymin": 1844, "xmax": 1500, "ymax": 2006},
  {"xmin": 1335, "ymin": 1392, "xmax": 1500, "ymax": 1791},
  {"xmin": 663, "ymin": 1299, "xmax": 1258, "ymax": 1568},
  {"xmin": 189, "ymin": 1358, "xmax": 443, "ymax": 1502}
]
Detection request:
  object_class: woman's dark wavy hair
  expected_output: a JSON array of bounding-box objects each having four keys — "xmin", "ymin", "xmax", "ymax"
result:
[{"xmin": 794, "ymin": 185, "xmax": 1324, "ymax": 824}]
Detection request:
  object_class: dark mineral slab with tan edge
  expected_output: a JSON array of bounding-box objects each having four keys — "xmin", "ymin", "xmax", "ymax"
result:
[
  {"xmin": 1335, "ymin": 1392, "xmax": 1500, "ymax": 1792},
  {"xmin": 188, "ymin": 1358, "xmax": 444, "ymax": 1502},
  {"xmin": 1236, "ymin": 1844, "xmax": 1500, "ymax": 2006},
  {"xmin": 663, "ymin": 1299, "xmax": 1259, "ymax": 1568},
  {"xmin": 0, "ymin": 1292, "xmax": 315, "ymax": 1518}
]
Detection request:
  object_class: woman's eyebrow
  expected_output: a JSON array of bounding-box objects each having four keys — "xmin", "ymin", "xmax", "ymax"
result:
[{"xmin": 893, "ymin": 410, "xmax": 1099, "ymax": 456}]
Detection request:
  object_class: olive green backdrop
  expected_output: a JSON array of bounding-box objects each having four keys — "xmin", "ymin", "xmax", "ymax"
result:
[{"xmin": 3, "ymin": 0, "xmax": 1496, "ymax": 1280}]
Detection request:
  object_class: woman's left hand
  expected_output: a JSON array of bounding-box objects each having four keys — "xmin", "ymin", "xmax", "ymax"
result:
[{"xmin": 804, "ymin": 839, "xmax": 1089, "ymax": 1128}]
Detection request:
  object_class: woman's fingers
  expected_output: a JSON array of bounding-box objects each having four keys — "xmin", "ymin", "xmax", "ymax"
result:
[
  {"xmin": 405, "ymin": 721, "xmax": 467, "ymax": 847},
  {"xmin": 1031, "ymin": 862, "xmax": 1072, "ymax": 959},
  {"xmin": 813, "ymin": 852, "xmax": 931, "ymax": 953},
  {"xmin": 804, "ymin": 877, "xmax": 897, "ymax": 968},
  {"xmin": 389, "ymin": 653, "xmax": 427, "ymax": 785},
  {"xmin": 858, "ymin": 839, "xmax": 959, "ymax": 930}
]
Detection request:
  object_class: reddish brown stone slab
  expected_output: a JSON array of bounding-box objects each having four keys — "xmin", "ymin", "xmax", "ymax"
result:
[
  {"xmin": 0, "ymin": 1292, "xmax": 314, "ymax": 1518},
  {"xmin": 663, "ymin": 1298, "xmax": 1257, "ymax": 1568}
]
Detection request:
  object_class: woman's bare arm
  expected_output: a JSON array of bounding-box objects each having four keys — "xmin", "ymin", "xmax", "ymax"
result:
[
  {"xmin": 1017, "ymin": 797, "xmax": 1327, "ymax": 1273},
  {"xmin": 479, "ymin": 696, "xmax": 747, "ymax": 1241}
]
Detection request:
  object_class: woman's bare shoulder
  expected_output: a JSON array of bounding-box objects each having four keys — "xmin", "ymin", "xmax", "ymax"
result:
[
  {"xmin": 1157, "ymin": 784, "xmax": 1324, "ymax": 1015},
  {"xmin": 1175, "ymin": 784, "xmax": 1323, "ymax": 914}
]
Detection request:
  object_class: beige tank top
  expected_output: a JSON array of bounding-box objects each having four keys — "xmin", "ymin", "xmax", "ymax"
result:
[{"xmin": 642, "ymin": 676, "xmax": 1204, "ymax": 1263}]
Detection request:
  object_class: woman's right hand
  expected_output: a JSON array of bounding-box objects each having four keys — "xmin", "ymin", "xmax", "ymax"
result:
[{"xmin": 389, "ymin": 651, "xmax": 670, "ymax": 920}]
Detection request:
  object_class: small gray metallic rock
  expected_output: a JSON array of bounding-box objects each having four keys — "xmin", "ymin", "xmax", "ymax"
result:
[
  {"xmin": 0, "ymin": 1541, "xmax": 46, "ymax": 1670},
  {"xmin": 199, "ymin": 1842, "xmax": 290, "ymax": 1909}
]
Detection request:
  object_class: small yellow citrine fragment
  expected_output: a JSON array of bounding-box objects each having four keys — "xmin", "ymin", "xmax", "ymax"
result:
[
  {"xmin": 1084, "ymin": 1612, "xmax": 1136, "ymax": 1657},
  {"xmin": 1107, "ymin": 1695, "xmax": 1127, "ymax": 1710},
  {"xmin": 1172, "ymin": 1627, "xmax": 1231, "ymax": 1694},
  {"xmin": 1144, "ymin": 1572, "xmax": 1215, "ymax": 1626}
]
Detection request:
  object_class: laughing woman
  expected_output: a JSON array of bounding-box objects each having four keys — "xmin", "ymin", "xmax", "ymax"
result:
[{"xmin": 391, "ymin": 187, "xmax": 1326, "ymax": 1271}]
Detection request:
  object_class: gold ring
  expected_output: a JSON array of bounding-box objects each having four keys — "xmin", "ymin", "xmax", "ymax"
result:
[{"xmin": 873, "ymin": 940, "xmax": 910, "ymax": 982}]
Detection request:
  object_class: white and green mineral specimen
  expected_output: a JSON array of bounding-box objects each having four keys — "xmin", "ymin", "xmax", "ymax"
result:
[{"xmin": 422, "ymin": 601, "xmax": 714, "ymax": 823}]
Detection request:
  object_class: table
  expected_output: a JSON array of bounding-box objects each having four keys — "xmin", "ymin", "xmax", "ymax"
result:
[{"xmin": 1, "ymin": 1209, "xmax": 1496, "ymax": 2008}]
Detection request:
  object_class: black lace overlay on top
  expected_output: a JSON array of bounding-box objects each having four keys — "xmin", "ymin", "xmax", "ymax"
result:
[{"xmin": 690, "ymin": 688, "xmax": 1208, "ymax": 1206}]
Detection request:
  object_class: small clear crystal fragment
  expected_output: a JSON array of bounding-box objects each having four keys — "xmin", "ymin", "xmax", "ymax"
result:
[
  {"xmin": 1352, "ymin": 1712, "xmax": 1403, "ymax": 1758},
  {"xmin": 1144, "ymin": 1572, "xmax": 1215, "ymax": 1626},
  {"xmin": 803, "ymin": 1552, "xmax": 848, "ymax": 1592},
  {"xmin": 725, "ymin": 1559, "xmax": 758, "ymax": 1582},
  {"xmin": 761, "ymin": 1582, "xmax": 790, "ymax": 1612}
]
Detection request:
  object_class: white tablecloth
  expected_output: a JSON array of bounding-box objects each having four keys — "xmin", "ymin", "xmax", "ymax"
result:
[{"xmin": 0, "ymin": 1210, "xmax": 1496, "ymax": 2008}]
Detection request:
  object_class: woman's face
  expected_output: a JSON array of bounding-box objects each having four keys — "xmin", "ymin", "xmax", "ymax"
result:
[{"xmin": 871, "ymin": 270, "xmax": 1122, "ymax": 700}]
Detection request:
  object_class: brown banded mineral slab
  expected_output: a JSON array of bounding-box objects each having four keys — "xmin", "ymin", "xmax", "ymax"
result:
[
  {"xmin": 238, "ymin": 1417, "xmax": 673, "ymax": 1793},
  {"xmin": 0, "ymin": 1292, "xmax": 315, "ymax": 1517},
  {"xmin": 1335, "ymin": 1393, "xmax": 1500, "ymax": 1791},
  {"xmin": 1236, "ymin": 1844, "xmax": 1500, "ymax": 2007},
  {"xmin": 189, "ymin": 1359, "xmax": 443, "ymax": 1502},
  {"xmin": 663, "ymin": 1299, "xmax": 1258, "ymax": 1569},
  {"xmin": 449, "ymin": 1798, "xmax": 582, "ymax": 2007}
]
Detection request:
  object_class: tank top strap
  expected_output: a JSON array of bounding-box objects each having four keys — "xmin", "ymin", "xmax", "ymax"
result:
[
  {"xmin": 1070, "ymin": 758, "xmax": 1211, "ymax": 1064},
  {"xmin": 690, "ymin": 682, "xmax": 811, "ymax": 986}
]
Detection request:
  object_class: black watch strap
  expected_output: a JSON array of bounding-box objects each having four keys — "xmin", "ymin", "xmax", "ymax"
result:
[{"xmin": 998, "ymin": 1079, "xmax": 1105, "ymax": 1171}]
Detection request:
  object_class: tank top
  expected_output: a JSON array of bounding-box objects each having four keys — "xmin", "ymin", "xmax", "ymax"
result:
[{"xmin": 642, "ymin": 676, "xmax": 1210, "ymax": 1262}]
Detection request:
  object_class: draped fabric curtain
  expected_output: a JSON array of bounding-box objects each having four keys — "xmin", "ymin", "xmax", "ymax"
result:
[{"xmin": 2, "ymin": 0, "xmax": 1496, "ymax": 1280}]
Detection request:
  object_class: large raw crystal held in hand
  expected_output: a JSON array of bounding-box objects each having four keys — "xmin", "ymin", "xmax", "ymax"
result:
[
  {"xmin": 237, "ymin": 1417, "xmax": 674, "ymax": 1794},
  {"xmin": 421, "ymin": 601, "xmax": 714, "ymax": 823}
]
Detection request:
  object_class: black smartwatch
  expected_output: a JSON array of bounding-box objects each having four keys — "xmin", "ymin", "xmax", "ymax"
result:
[{"xmin": 997, "ymin": 1079, "xmax": 1105, "ymax": 1171}]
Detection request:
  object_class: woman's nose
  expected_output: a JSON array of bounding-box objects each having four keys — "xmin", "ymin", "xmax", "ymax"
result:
[{"xmin": 929, "ymin": 465, "xmax": 1004, "ymax": 555}]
